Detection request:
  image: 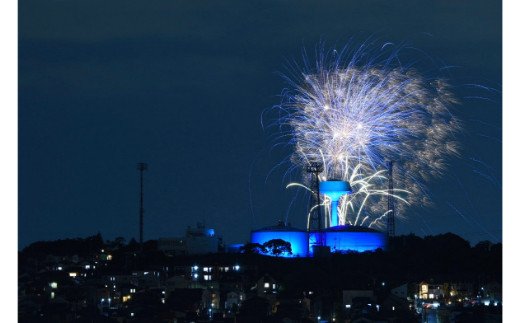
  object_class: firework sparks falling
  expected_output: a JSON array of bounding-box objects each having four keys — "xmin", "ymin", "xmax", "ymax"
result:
[
  {"xmin": 270, "ymin": 40, "xmax": 461, "ymax": 224},
  {"xmin": 287, "ymin": 163, "xmax": 410, "ymax": 230}
]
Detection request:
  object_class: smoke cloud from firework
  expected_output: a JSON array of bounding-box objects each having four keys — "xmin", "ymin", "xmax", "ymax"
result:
[{"xmin": 269, "ymin": 41, "xmax": 461, "ymax": 226}]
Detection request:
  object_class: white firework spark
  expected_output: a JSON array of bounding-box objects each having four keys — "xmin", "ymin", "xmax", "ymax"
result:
[{"xmin": 272, "ymin": 40, "xmax": 461, "ymax": 226}]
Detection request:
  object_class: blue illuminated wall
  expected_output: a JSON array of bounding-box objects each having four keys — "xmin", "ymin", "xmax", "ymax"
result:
[
  {"xmin": 323, "ymin": 230, "xmax": 387, "ymax": 253},
  {"xmin": 251, "ymin": 230, "xmax": 309, "ymax": 258},
  {"xmin": 308, "ymin": 231, "xmax": 323, "ymax": 257}
]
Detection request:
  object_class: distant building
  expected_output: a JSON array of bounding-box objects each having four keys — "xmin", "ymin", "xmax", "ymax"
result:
[
  {"xmin": 158, "ymin": 223, "xmax": 223, "ymax": 255},
  {"xmin": 391, "ymin": 283, "xmax": 408, "ymax": 299},
  {"xmin": 419, "ymin": 282, "xmax": 445, "ymax": 300},
  {"xmin": 343, "ymin": 290, "xmax": 376, "ymax": 308},
  {"xmin": 225, "ymin": 290, "xmax": 246, "ymax": 310}
]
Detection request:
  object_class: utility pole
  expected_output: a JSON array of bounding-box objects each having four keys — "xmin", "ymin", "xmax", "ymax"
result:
[{"xmin": 137, "ymin": 162, "xmax": 148, "ymax": 250}]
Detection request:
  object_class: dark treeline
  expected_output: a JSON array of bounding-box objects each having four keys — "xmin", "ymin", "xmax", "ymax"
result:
[
  {"xmin": 20, "ymin": 232, "xmax": 501, "ymax": 290},
  {"xmin": 18, "ymin": 232, "xmax": 501, "ymax": 322}
]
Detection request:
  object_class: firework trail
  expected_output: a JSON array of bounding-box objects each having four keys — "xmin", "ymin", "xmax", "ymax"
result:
[
  {"xmin": 269, "ymin": 40, "xmax": 461, "ymax": 227},
  {"xmin": 287, "ymin": 163, "xmax": 409, "ymax": 229}
]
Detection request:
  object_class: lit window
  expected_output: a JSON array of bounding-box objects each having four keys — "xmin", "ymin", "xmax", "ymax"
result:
[
  {"xmin": 264, "ymin": 282, "xmax": 270, "ymax": 288},
  {"xmin": 429, "ymin": 294, "xmax": 434, "ymax": 299},
  {"xmin": 49, "ymin": 282, "xmax": 58, "ymax": 289},
  {"xmin": 225, "ymin": 267, "xmax": 229, "ymax": 272},
  {"xmin": 233, "ymin": 265, "xmax": 240, "ymax": 271},
  {"xmin": 204, "ymin": 275, "xmax": 212, "ymax": 281},
  {"xmin": 193, "ymin": 273, "xmax": 199, "ymax": 279},
  {"xmin": 192, "ymin": 266, "xmax": 199, "ymax": 272},
  {"xmin": 51, "ymin": 292, "xmax": 55, "ymax": 299},
  {"xmin": 272, "ymin": 284, "xmax": 276, "ymax": 289},
  {"xmin": 107, "ymin": 255, "xmax": 112, "ymax": 261},
  {"xmin": 203, "ymin": 267, "xmax": 209, "ymax": 272},
  {"xmin": 56, "ymin": 266, "xmax": 63, "ymax": 271},
  {"xmin": 130, "ymin": 288, "xmax": 136, "ymax": 293},
  {"xmin": 85, "ymin": 265, "xmax": 90, "ymax": 270},
  {"xmin": 69, "ymin": 272, "xmax": 77, "ymax": 277},
  {"xmin": 345, "ymin": 304, "xmax": 351, "ymax": 309}
]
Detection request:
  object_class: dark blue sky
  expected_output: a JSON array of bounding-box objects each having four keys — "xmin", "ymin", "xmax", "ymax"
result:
[{"xmin": 19, "ymin": 0, "xmax": 501, "ymax": 249}]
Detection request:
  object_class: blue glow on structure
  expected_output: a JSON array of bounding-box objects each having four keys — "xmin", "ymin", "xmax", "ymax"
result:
[
  {"xmin": 319, "ymin": 181, "xmax": 352, "ymax": 227},
  {"xmin": 251, "ymin": 229, "xmax": 309, "ymax": 258},
  {"xmin": 308, "ymin": 231, "xmax": 323, "ymax": 257},
  {"xmin": 323, "ymin": 226, "xmax": 387, "ymax": 253},
  {"xmin": 251, "ymin": 225, "xmax": 385, "ymax": 257}
]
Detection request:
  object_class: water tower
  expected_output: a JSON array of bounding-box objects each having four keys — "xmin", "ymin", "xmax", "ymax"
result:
[{"xmin": 319, "ymin": 180, "xmax": 352, "ymax": 227}]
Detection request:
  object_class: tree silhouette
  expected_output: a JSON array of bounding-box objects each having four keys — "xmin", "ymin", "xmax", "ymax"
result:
[
  {"xmin": 240, "ymin": 243, "xmax": 266, "ymax": 255},
  {"xmin": 263, "ymin": 239, "xmax": 292, "ymax": 257}
]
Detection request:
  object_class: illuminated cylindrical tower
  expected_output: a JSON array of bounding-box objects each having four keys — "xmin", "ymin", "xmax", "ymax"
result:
[{"xmin": 319, "ymin": 181, "xmax": 352, "ymax": 227}]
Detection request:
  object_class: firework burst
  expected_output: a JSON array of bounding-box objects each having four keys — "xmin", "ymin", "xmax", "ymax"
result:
[{"xmin": 270, "ymin": 40, "xmax": 461, "ymax": 226}]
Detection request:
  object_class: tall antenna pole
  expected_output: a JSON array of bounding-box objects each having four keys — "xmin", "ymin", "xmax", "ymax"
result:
[
  {"xmin": 137, "ymin": 162, "xmax": 148, "ymax": 250},
  {"xmin": 306, "ymin": 162, "xmax": 323, "ymax": 241},
  {"xmin": 387, "ymin": 161, "xmax": 395, "ymax": 237}
]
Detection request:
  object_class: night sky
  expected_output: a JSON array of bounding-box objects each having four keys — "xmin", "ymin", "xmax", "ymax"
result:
[{"xmin": 19, "ymin": 0, "xmax": 502, "ymax": 249}]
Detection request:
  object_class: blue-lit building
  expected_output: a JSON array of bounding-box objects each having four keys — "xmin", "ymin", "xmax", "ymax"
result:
[
  {"xmin": 309, "ymin": 225, "xmax": 387, "ymax": 257},
  {"xmin": 251, "ymin": 224, "xmax": 309, "ymax": 258},
  {"xmin": 250, "ymin": 180, "xmax": 387, "ymax": 258},
  {"xmin": 250, "ymin": 222, "xmax": 386, "ymax": 258}
]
